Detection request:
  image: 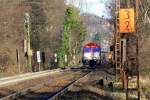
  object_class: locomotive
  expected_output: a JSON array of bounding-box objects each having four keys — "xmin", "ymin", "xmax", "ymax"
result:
[{"xmin": 82, "ymin": 42, "xmax": 101, "ymax": 67}]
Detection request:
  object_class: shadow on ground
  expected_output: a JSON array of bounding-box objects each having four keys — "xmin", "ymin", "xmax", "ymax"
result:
[{"xmin": 60, "ymin": 90, "xmax": 114, "ymax": 100}]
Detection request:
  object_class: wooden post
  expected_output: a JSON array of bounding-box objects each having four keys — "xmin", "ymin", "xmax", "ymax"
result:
[
  {"xmin": 136, "ymin": 33, "xmax": 140, "ymax": 100},
  {"xmin": 16, "ymin": 49, "xmax": 21, "ymax": 73},
  {"xmin": 135, "ymin": 0, "xmax": 140, "ymax": 99},
  {"xmin": 38, "ymin": 63, "xmax": 41, "ymax": 71},
  {"xmin": 135, "ymin": 0, "xmax": 139, "ymax": 18},
  {"xmin": 127, "ymin": 0, "xmax": 130, "ymax": 8}
]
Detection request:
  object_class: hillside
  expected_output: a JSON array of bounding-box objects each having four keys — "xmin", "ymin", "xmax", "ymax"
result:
[
  {"xmin": 82, "ymin": 13, "xmax": 113, "ymax": 50},
  {"xmin": 0, "ymin": 0, "xmax": 66, "ymax": 76}
]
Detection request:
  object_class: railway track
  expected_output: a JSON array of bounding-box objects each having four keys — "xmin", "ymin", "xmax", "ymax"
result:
[
  {"xmin": 49, "ymin": 71, "xmax": 93, "ymax": 100},
  {"xmin": 0, "ymin": 68, "xmax": 92, "ymax": 100}
]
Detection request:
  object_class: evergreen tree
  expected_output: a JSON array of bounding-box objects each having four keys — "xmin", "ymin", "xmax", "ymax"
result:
[{"xmin": 58, "ymin": 7, "xmax": 86, "ymax": 68}]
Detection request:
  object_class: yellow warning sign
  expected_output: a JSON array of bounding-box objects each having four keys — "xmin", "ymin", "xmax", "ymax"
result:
[{"xmin": 119, "ymin": 8, "xmax": 135, "ymax": 33}]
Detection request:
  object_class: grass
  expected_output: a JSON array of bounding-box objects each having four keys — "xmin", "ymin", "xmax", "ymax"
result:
[{"xmin": 140, "ymin": 76, "xmax": 150, "ymax": 99}]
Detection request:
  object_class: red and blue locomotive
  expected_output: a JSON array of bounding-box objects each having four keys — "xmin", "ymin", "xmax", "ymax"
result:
[{"xmin": 82, "ymin": 42, "xmax": 101, "ymax": 67}]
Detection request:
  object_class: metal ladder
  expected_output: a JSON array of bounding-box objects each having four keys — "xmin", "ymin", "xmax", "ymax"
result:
[{"xmin": 115, "ymin": 0, "xmax": 122, "ymax": 76}]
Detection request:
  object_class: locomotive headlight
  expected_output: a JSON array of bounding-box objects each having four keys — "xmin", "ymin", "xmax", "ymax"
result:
[{"xmin": 93, "ymin": 57, "xmax": 97, "ymax": 60}]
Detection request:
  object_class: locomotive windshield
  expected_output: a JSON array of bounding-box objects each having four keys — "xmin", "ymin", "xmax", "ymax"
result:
[
  {"xmin": 93, "ymin": 48, "xmax": 100, "ymax": 52},
  {"xmin": 84, "ymin": 48, "xmax": 91, "ymax": 52}
]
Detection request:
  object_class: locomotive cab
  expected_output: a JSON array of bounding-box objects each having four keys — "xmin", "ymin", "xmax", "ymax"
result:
[{"xmin": 82, "ymin": 42, "xmax": 101, "ymax": 67}]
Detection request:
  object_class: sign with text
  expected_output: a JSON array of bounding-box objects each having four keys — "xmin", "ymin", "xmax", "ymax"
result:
[
  {"xmin": 37, "ymin": 51, "xmax": 41, "ymax": 63},
  {"xmin": 119, "ymin": 8, "xmax": 135, "ymax": 33}
]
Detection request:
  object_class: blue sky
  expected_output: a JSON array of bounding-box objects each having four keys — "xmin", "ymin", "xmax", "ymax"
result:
[{"xmin": 66, "ymin": 0, "xmax": 110, "ymax": 18}]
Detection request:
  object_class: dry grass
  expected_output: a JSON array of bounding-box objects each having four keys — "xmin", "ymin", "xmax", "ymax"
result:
[{"xmin": 140, "ymin": 76, "xmax": 150, "ymax": 99}]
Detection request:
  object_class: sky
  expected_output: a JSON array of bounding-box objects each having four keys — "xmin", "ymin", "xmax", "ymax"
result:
[{"xmin": 66, "ymin": 0, "xmax": 110, "ymax": 18}]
